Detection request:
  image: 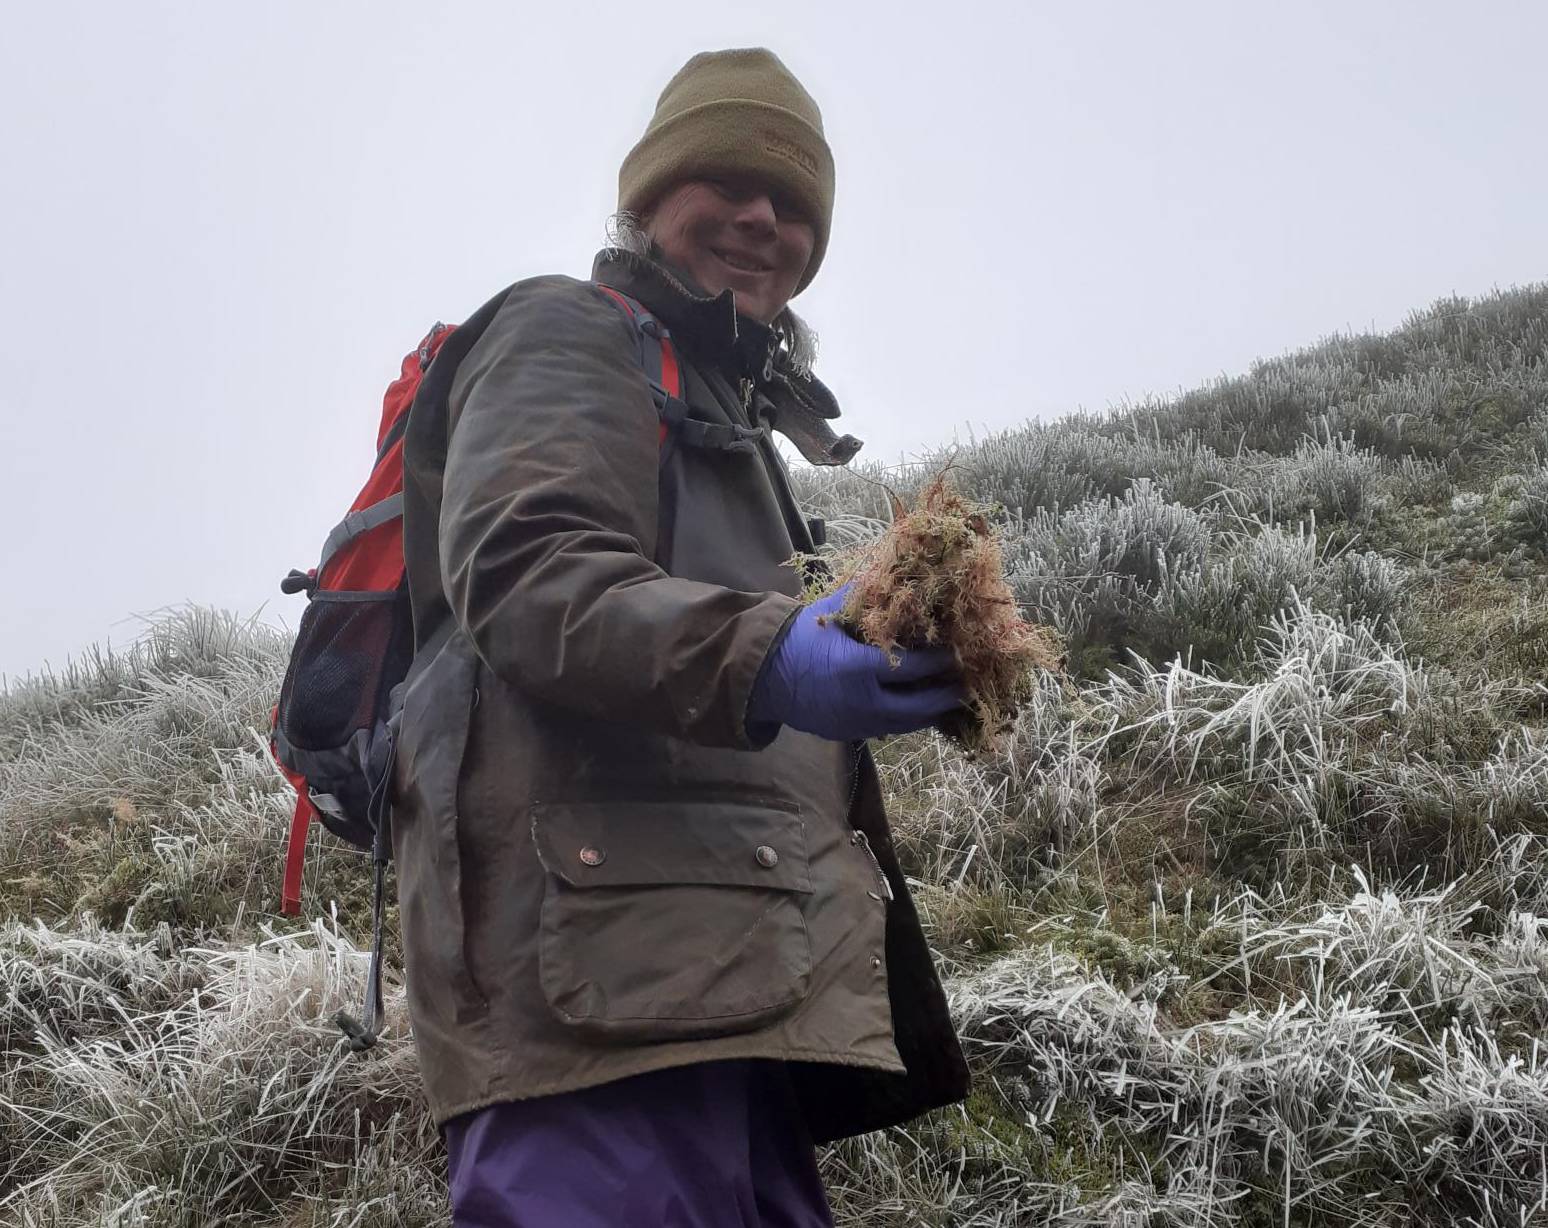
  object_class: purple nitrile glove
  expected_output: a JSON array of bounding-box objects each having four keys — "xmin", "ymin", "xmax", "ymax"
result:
[{"xmin": 747, "ymin": 582, "xmax": 966, "ymax": 743}]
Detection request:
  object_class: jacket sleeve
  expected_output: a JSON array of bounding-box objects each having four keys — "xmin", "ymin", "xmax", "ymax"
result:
[{"xmin": 439, "ymin": 275, "xmax": 798, "ymax": 750}]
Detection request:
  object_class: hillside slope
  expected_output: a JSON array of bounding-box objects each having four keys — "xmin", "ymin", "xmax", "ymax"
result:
[{"xmin": 3, "ymin": 283, "xmax": 1546, "ymax": 1226}]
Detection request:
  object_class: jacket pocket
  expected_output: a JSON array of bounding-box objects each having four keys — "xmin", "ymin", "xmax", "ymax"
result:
[
  {"xmin": 392, "ymin": 634, "xmax": 487, "ymax": 1018},
  {"xmin": 531, "ymin": 798, "xmax": 813, "ymax": 1042}
]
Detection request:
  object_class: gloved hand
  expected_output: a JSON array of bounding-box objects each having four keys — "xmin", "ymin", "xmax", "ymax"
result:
[{"xmin": 747, "ymin": 583, "xmax": 966, "ymax": 742}]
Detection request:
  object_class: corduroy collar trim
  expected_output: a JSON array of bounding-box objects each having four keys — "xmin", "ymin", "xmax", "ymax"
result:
[
  {"xmin": 593, "ymin": 246, "xmax": 742, "ymax": 353},
  {"xmin": 591, "ymin": 248, "xmax": 863, "ymax": 467}
]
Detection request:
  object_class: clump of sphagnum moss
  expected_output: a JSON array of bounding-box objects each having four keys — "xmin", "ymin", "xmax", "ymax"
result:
[{"xmin": 797, "ymin": 471, "xmax": 1062, "ymax": 754}]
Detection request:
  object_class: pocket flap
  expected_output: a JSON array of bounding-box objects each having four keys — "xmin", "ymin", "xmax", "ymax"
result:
[{"xmin": 531, "ymin": 800, "xmax": 812, "ymax": 893}]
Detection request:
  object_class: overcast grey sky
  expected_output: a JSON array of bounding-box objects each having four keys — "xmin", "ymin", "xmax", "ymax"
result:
[{"xmin": 3, "ymin": 0, "xmax": 1544, "ymax": 681}]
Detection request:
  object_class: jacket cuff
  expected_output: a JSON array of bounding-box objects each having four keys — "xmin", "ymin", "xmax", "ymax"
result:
[{"xmin": 738, "ymin": 598, "xmax": 803, "ymax": 750}]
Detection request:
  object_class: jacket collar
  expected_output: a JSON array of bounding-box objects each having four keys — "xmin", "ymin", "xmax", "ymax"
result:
[{"xmin": 591, "ymin": 248, "xmax": 863, "ymax": 467}]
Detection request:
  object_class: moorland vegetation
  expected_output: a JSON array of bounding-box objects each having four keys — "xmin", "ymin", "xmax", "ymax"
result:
[{"xmin": 3, "ymin": 283, "xmax": 1547, "ymax": 1226}]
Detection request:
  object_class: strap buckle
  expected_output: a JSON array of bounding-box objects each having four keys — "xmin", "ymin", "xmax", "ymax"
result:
[{"xmin": 280, "ymin": 568, "xmax": 317, "ymax": 596}]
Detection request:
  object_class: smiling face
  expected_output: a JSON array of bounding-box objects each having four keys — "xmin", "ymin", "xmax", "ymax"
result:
[{"xmin": 642, "ymin": 177, "xmax": 817, "ymax": 324}]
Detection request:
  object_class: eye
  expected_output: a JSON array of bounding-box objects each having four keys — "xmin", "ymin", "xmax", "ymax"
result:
[
  {"xmin": 707, "ymin": 178, "xmax": 751, "ymax": 203},
  {"xmin": 773, "ymin": 193, "xmax": 808, "ymax": 224}
]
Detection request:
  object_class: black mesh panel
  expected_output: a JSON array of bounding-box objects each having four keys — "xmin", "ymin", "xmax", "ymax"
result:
[{"xmin": 276, "ymin": 590, "xmax": 412, "ymax": 755}]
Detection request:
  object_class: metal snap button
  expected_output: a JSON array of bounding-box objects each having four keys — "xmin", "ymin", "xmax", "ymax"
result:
[
  {"xmin": 579, "ymin": 846, "xmax": 606, "ymax": 867},
  {"xmin": 870, "ymin": 955, "xmax": 883, "ymax": 970},
  {"xmin": 755, "ymin": 845, "xmax": 779, "ymax": 868}
]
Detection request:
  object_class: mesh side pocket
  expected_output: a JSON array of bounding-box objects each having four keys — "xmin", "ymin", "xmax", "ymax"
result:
[{"xmin": 277, "ymin": 589, "xmax": 413, "ymax": 754}]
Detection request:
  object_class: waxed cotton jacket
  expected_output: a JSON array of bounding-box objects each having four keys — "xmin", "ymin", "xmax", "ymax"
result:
[{"xmin": 393, "ymin": 247, "xmax": 969, "ymax": 1143}]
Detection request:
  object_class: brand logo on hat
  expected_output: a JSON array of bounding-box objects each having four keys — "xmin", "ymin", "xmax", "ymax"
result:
[{"xmin": 764, "ymin": 135, "xmax": 818, "ymax": 177}]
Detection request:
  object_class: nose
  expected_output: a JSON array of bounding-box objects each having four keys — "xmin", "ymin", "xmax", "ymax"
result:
[{"xmin": 730, "ymin": 191, "xmax": 778, "ymax": 236}]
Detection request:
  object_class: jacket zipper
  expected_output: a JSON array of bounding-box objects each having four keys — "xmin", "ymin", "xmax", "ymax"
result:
[
  {"xmin": 846, "ymin": 742, "xmax": 894, "ymax": 902},
  {"xmin": 844, "ymin": 740, "xmax": 864, "ymax": 822},
  {"xmin": 852, "ymin": 830, "xmax": 895, "ymax": 903}
]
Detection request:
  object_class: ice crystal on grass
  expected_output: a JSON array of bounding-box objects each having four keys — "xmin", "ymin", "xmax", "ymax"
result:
[{"xmin": 1274, "ymin": 430, "xmax": 1391, "ymax": 524}]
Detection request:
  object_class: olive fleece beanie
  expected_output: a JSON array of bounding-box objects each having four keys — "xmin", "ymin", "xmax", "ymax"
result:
[{"xmin": 619, "ymin": 48, "xmax": 835, "ymax": 293}]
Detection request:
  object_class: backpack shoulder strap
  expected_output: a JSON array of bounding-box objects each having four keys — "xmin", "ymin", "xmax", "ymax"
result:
[
  {"xmin": 592, "ymin": 284, "xmax": 684, "ymax": 412},
  {"xmin": 593, "ymin": 283, "xmax": 776, "ymax": 456}
]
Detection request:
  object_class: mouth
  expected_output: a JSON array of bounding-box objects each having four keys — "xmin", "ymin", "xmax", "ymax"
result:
[{"xmin": 712, "ymin": 248, "xmax": 775, "ymax": 275}]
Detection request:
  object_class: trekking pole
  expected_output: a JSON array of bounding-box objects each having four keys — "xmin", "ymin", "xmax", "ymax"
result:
[
  {"xmin": 336, "ymin": 821, "xmax": 389, "ymax": 1051},
  {"xmin": 336, "ymin": 742, "xmax": 395, "ymax": 1052}
]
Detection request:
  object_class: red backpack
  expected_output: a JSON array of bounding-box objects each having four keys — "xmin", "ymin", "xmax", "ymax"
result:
[{"xmin": 270, "ymin": 282, "xmax": 682, "ymax": 1047}]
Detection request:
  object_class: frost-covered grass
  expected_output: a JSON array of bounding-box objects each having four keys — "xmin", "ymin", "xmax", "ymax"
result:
[
  {"xmin": 0, "ymin": 918, "xmax": 440, "ymax": 1226},
  {"xmin": 4, "ymin": 281, "xmax": 1547, "ymax": 1225}
]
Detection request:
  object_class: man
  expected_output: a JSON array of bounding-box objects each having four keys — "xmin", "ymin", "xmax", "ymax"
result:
[{"xmin": 395, "ymin": 48, "xmax": 970, "ymax": 1226}]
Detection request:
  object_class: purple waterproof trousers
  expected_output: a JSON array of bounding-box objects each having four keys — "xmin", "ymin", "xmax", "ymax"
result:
[{"xmin": 444, "ymin": 1059, "xmax": 835, "ymax": 1227}]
